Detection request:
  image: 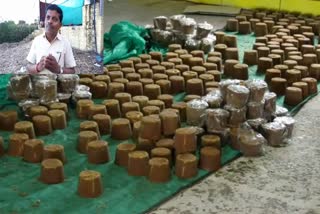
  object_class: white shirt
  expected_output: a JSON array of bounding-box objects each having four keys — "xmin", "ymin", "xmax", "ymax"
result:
[{"xmin": 27, "ymin": 33, "xmax": 76, "ymax": 68}]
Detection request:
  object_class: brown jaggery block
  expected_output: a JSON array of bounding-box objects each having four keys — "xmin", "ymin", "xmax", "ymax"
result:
[
  {"xmin": 256, "ymin": 36, "xmax": 268, "ymax": 44},
  {"xmin": 186, "ymin": 78, "xmax": 204, "ymax": 96},
  {"xmin": 152, "ymin": 65, "xmax": 166, "ymax": 74},
  {"xmin": 199, "ymin": 146, "xmax": 221, "ymax": 171},
  {"xmin": 224, "ymin": 59, "xmax": 239, "ymax": 77},
  {"xmin": 214, "ymin": 44, "xmax": 228, "ymax": 61},
  {"xmin": 207, "ymin": 57, "xmax": 222, "ymax": 72},
  {"xmin": 119, "ymin": 60, "xmax": 134, "ymax": 68},
  {"xmin": 235, "ymin": 15, "xmax": 247, "ymax": 22},
  {"xmin": 310, "ymin": 63, "xmax": 320, "ymax": 80},
  {"xmin": 80, "ymin": 121, "xmax": 100, "ymax": 138},
  {"xmin": 303, "ymin": 32, "xmax": 315, "ymax": 45},
  {"xmin": 265, "ymin": 68, "xmax": 281, "ymax": 84},
  {"xmin": 106, "ymin": 64, "xmax": 121, "ymax": 71},
  {"xmin": 159, "ymin": 111, "xmax": 180, "ymax": 136},
  {"xmin": 90, "ymin": 81, "xmax": 107, "ymax": 99},
  {"xmin": 146, "ymin": 59, "xmax": 160, "ymax": 67},
  {"xmin": 126, "ymin": 81, "xmax": 143, "ymax": 96},
  {"xmin": 283, "ymin": 60, "xmax": 298, "ymax": 69},
  {"xmin": 288, "ymin": 55, "xmax": 303, "ymax": 65},
  {"xmin": 293, "ymin": 65, "xmax": 309, "ymax": 78},
  {"xmin": 32, "ymin": 115, "xmax": 52, "ymax": 136},
  {"xmin": 148, "ymin": 158, "xmax": 171, "ymax": 183},
  {"xmin": 107, "ymin": 82, "xmax": 125, "ymax": 99},
  {"xmin": 8, "ymin": 133, "xmax": 29, "ymax": 156},
  {"xmin": 160, "ymin": 61, "xmax": 175, "ymax": 70},
  {"xmin": 247, "ymin": 101, "xmax": 264, "ymax": 119},
  {"xmin": 87, "ymin": 105, "xmax": 107, "ymax": 120},
  {"xmin": 203, "ymin": 62, "xmax": 217, "ymax": 71},
  {"xmin": 243, "ymin": 50, "xmax": 258, "ymax": 65},
  {"xmin": 87, "ymin": 140, "xmax": 110, "ymax": 164},
  {"xmin": 270, "ymin": 77, "xmax": 288, "ymax": 96},
  {"xmin": 139, "ymin": 115, "xmax": 161, "ymax": 141},
  {"xmin": 47, "ymin": 110, "xmax": 67, "ymax": 130},
  {"xmin": 43, "ymin": 144, "xmax": 66, "ymax": 164},
  {"xmin": 132, "ymin": 95, "xmax": 149, "ymax": 110},
  {"xmin": 239, "ymin": 21, "xmax": 252, "ymax": 34},
  {"xmin": 76, "ymin": 99, "xmax": 94, "ymax": 119},
  {"xmin": 233, "ymin": 63, "xmax": 249, "ymax": 80},
  {"xmin": 285, "ymin": 69, "xmax": 302, "ymax": 86},
  {"xmin": 184, "ymin": 94, "xmax": 201, "ymax": 102},
  {"xmin": 249, "ymin": 18, "xmax": 260, "ymax": 31},
  {"xmin": 92, "ymin": 114, "xmax": 111, "ymax": 135},
  {"xmin": 224, "ymin": 35, "xmax": 238, "ymax": 48},
  {"xmin": 144, "ymin": 84, "xmax": 161, "ymax": 100},
  {"xmin": 175, "ymin": 153, "xmax": 198, "ymax": 178},
  {"xmin": 127, "ymin": 150, "xmax": 149, "ymax": 176},
  {"xmin": 174, "ymin": 127, "xmax": 197, "ymax": 154},
  {"xmin": 128, "ymin": 57, "xmax": 142, "ymax": 65},
  {"xmin": 136, "ymin": 137, "xmax": 155, "ymax": 154},
  {"xmin": 187, "ymin": 57, "xmax": 204, "ymax": 67},
  {"xmin": 190, "ymin": 50, "xmax": 205, "ymax": 60},
  {"xmin": 165, "ymin": 69, "xmax": 181, "ymax": 77},
  {"xmin": 115, "ymin": 143, "xmax": 136, "ymax": 167},
  {"xmin": 151, "ymin": 147, "xmax": 172, "ymax": 166},
  {"xmin": 225, "ymin": 47, "xmax": 239, "ymax": 60},
  {"xmin": 257, "ymin": 46, "xmax": 270, "ymax": 58},
  {"xmin": 138, "ymin": 68, "xmax": 153, "ymax": 79},
  {"xmin": 316, "ymin": 49, "xmax": 320, "ymax": 63},
  {"xmin": 157, "ymin": 94, "xmax": 174, "ymax": 108},
  {"xmin": 121, "ymin": 102, "xmax": 140, "ymax": 115},
  {"xmin": 298, "ymin": 37, "xmax": 311, "ymax": 50},
  {"xmin": 139, "ymin": 54, "xmax": 152, "ymax": 63},
  {"xmin": 156, "ymin": 138, "xmax": 175, "ymax": 151},
  {"xmin": 29, "ymin": 106, "xmax": 48, "ymax": 118},
  {"xmin": 301, "ymin": 44, "xmax": 315, "ymax": 55},
  {"xmin": 268, "ymin": 54, "xmax": 282, "ymax": 66},
  {"xmin": 79, "ymin": 77, "xmax": 93, "ymax": 87},
  {"xmin": 274, "ymin": 64, "xmax": 289, "ymax": 77},
  {"xmin": 303, "ymin": 53, "xmax": 318, "ymax": 67},
  {"xmin": 0, "ymin": 110, "xmax": 18, "ymax": 131},
  {"xmin": 257, "ymin": 57, "xmax": 273, "ymax": 73},
  {"xmin": 94, "ymin": 75, "xmax": 111, "ymax": 85},
  {"xmin": 114, "ymin": 92, "xmax": 132, "ymax": 106},
  {"xmin": 255, "ymin": 23, "xmax": 268, "ymax": 36},
  {"xmin": 174, "ymin": 97, "xmax": 188, "ymax": 114},
  {"xmin": 149, "ymin": 51, "xmax": 163, "ymax": 62},
  {"xmin": 226, "ymin": 18, "xmax": 239, "ymax": 32},
  {"xmin": 168, "ymin": 58, "xmax": 183, "ymax": 66},
  {"xmin": 126, "ymin": 73, "xmax": 141, "ymax": 81},
  {"xmin": 264, "ymin": 20, "xmax": 275, "ymax": 33},
  {"xmin": 191, "ymin": 66, "xmax": 206, "ymax": 75},
  {"xmin": 156, "ymin": 79, "xmax": 171, "ymax": 94},
  {"xmin": 111, "ymin": 118, "xmax": 132, "ymax": 140},
  {"xmin": 199, "ymin": 74, "xmax": 215, "ymax": 84},
  {"xmin": 78, "ymin": 131, "xmax": 98, "ymax": 153},
  {"xmin": 102, "ymin": 99, "xmax": 121, "ymax": 118},
  {"xmin": 214, "ymin": 31, "xmax": 225, "ymax": 44},
  {"xmin": 253, "ymin": 42, "xmax": 266, "ymax": 50},
  {"xmin": 49, "ymin": 102, "xmax": 68, "ymax": 119},
  {"xmin": 113, "ymin": 78, "xmax": 129, "ymax": 86},
  {"xmin": 169, "ymin": 75, "xmax": 185, "ymax": 94},
  {"xmin": 182, "ymin": 71, "xmax": 198, "ymax": 82},
  {"xmin": 146, "ymin": 100, "xmax": 165, "ymax": 111},
  {"xmin": 153, "ymin": 73, "xmax": 168, "ymax": 81},
  {"xmin": 107, "ymin": 71, "xmax": 123, "ymax": 81},
  {"xmin": 284, "ymin": 87, "xmax": 303, "ymax": 106},
  {"xmin": 301, "ymin": 77, "xmax": 318, "ymax": 94},
  {"xmin": 201, "ymin": 134, "xmax": 221, "ymax": 149},
  {"xmin": 14, "ymin": 121, "xmax": 35, "ymax": 139},
  {"xmin": 23, "ymin": 139, "xmax": 44, "ymax": 163},
  {"xmin": 78, "ymin": 170, "xmax": 103, "ymax": 198},
  {"xmin": 207, "ymin": 70, "xmax": 222, "ymax": 82},
  {"xmin": 174, "ymin": 49, "xmax": 188, "ymax": 56},
  {"xmin": 205, "ymin": 81, "xmax": 220, "ymax": 89},
  {"xmin": 292, "ymin": 82, "xmax": 309, "ymax": 98},
  {"xmin": 175, "ymin": 64, "xmax": 190, "ymax": 73},
  {"xmin": 179, "ymin": 54, "xmax": 193, "ymax": 65},
  {"xmin": 40, "ymin": 159, "xmax": 64, "ymax": 184},
  {"xmin": 125, "ymin": 111, "xmax": 143, "ymax": 125},
  {"xmin": 165, "ymin": 52, "xmax": 179, "ymax": 61}
]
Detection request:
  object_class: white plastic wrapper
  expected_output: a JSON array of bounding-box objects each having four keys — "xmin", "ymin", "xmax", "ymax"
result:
[
  {"xmin": 263, "ymin": 92, "xmax": 277, "ymax": 121},
  {"xmin": 9, "ymin": 74, "xmax": 31, "ymax": 101},
  {"xmin": 274, "ymin": 105, "xmax": 289, "ymax": 117},
  {"xmin": 170, "ymin": 14, "xmax": 186, "ymax": 31},
  {"xmin": 35, "ymin": 79, "xmax": 58, "ymax": 105},
  {"xmin": 246, "ymin": 118, "xmax": 268, "ymax": 131},
  {"xmin": 219, "ymin": 79, "xmax": 241, "ymax": 101},
  {"xmin": 184, "ymin": 36, "xmax": 201, "ymax": 52},
  {"xmin": 196, "ymin": 22, "xmax": 213, "ymax": 39},
  {"xmin": 58, "ymin": 74, "xmax": 79, "ymax": 93},
  {"xmin": 226, "ymin": 85, "xmax": 250, "ymax": 108},
  {"xmin": 206, "ymin": 108, "xmax": 230, "ymax": 133},
  {"xmin": 153, "ymin": 16, "xmax": 168, "ymax": 30},
  {"xmin": 172, "ymin": 30, "xmax": 187, "ymax": 45},
  {"xmin": 158, "ymin": 30, "xmax": 174, "ymax": 46},
  {"xmin": 245, "ymin": 79, "xmax": 268, "ymax": 102},
  {"xmin": 247, "ymin": 101, "xmax": 264, "ymax": 119},
  {"xmin": 224, "ymin": 105, "xmax": 247, "ymax": 127},
  {"xmin": 200, "ymin": 36, "xmax": 214, "ymax": 54},
  {"xmin": 72, "ymin": 90, "xmax": 92, "ymax": 103},
  {"xmin": 262, "ymin": 121, "xmax": 287, "ymax": 146},
  {"xmin": 18, "ymin": 99, "xmax": 40, "ymax": 118},
  {"xmin": 239, "ymin": 131, "xmax": 267, "ymax": 157},
  {"xmin": 150, "ymin": 28, "xmax": 162, "ymax": 43},
  {"xmin": 180, "ymin": 17, "xmax": 196, "ymax": 34},
  {"xmin": 75, "ymin": 84, "xmax": 90, "ymax": 92},
  {"xmin": 201, "ymin": 89, "xmax": 223, "ymax": 108},
  {"xmin": 274, "ymin": 116, "xmax": 295, "ymax": 138},
  {"xmin": 186, "ymin": 99, "xmax": 209, "ymax": 126}
]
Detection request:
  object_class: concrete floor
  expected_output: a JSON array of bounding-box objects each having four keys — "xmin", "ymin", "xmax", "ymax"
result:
[{"xmin": 104, "ymin": 1, "xmax": 320, "ymax": 213}]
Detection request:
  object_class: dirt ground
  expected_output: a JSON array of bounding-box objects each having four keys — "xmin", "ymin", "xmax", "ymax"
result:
[{"xmin": 0, "ymin": 34, "xmax": 102, "ymax": 74}]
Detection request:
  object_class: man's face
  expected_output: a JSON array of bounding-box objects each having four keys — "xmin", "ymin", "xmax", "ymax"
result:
[{"xmin": 45, "ymin": 9, "xmax": 62, "ymax": 35}]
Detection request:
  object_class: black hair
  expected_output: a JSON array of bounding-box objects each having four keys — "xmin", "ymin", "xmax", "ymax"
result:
[{"xmin": 46, "ymin": 4, "xmax": 63, "ymax": 23}]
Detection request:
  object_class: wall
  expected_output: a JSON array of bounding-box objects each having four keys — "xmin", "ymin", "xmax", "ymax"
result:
[{"xmin": 60, "ymin": 1, "xmax": 104, "ymax": 54}]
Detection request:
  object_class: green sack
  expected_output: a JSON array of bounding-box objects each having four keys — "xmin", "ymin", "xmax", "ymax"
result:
[{"xmin": 103, "ymin": 21, "xmax": 148, "ymax": 65}]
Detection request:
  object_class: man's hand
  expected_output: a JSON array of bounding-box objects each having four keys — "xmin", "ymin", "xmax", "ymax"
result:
[
  {"xmin": 44, "ymin": 54, "xmax": 60, "ymax": 73},
  {"xmin": 37, "ymin": 56, "xmax": 46, "ymax": 72}
]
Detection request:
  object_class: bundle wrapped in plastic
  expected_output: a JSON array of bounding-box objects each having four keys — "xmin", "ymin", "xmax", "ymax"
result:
[
  {"xmin": 150, "ymin": 28, "xmax": 162, "ymax": 43},
  {"xmin": 72, "ymin": 89, "xmax": 92, "ymax": 103},
  {"xmin": 196, "ymin": 22, "xmax": 213, "ymax": 39},
  {"xmin": 274, "ymin": 116, "xmax": 295, "ymax": 138},
  {"xmin": 170, "ymin": 14, "xmax": 186, "ymax": 31},
  {"xmin": 226, "ymin": 85, "xmax": 250, "ymax": 108},
  {"xmin": 35, "ymin": 79, "xmax": 58, "ymax": 105},
  {"xmin": 219, "ymin": 79, "xmax": 241, "ymax": 101},
  {"xmin": 180, "ymin": 17, "xmax": 196, "ymax": 35},
  {"xmin": 172, "ymin": 30, "xmax": 187, "ymax": 46},
  {"xmin": 153, "ymin": 16, "xmax": 168, "ymax": 30},
  {"xmin": 262, "ymin": 121, "xmax": 287, "ymax": 146},
  {"xmin": 263, "ymin": 92, "xmax": 277, "ymax": 120},
  {"xmin": 206, "ymin": 108, "xmax": 230, "ymax": 133},
  {"xmin": 158, "ymin": 30, "xmax": 174, "ymax": 46},
  {"xmin": 273, "ymin": 106, "xmax": 289, "ymax": 117},
  {"xmin": 200, "ymin": 35, "xmax": 215, "ymax": 54},
  {"xmin": 246, "ymin": 118, "xmax": 268, "ymax": 132},
  {"xmin": 245, "ymin": 79, "xmax": 268, "ymax": 102},
  {"xmin": 185, "ymin": 36, "xmax": 201, "ymax": 52},
  {"xmin": 224, "ymin": 105, "xmax": 247, "ymax": 127},
  {"xmin": 18, "ymin": 99, "xmax": 40, "ymax": 118},
  {"xmin": 57, "ymin": 74, "xmax": 79, "ymax": 93},
  {"xmin": 247, "ymin": 101, "xmax": 264, "ymax": 119},
  {"xmin": 201, "ymin": 89, "xmax": 223, "ymax": 108},
  {"xmin": 186, "ymin": 99, "xmax": 208, "ymax": 126}
]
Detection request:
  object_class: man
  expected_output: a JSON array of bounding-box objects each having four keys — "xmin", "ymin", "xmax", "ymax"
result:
[{"xmin": 26, "ymin": 4, "xmax": 76, "ymax": 74}]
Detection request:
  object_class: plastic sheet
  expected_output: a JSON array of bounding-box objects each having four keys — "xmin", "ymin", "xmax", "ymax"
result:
[{"xmin": 186, "ymin": 99, "xmax": 208, "ymax": 126}]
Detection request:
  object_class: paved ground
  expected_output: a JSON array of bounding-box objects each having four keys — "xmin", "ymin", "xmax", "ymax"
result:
[{"xmin": 105, "ymin": 1, "xmax": 320, "ymax": 213}]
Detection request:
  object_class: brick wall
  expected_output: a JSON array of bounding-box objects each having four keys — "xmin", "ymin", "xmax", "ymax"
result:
[{"xmin": 60, "ymin": 1, "xmax": 104, "ymax": 54}]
